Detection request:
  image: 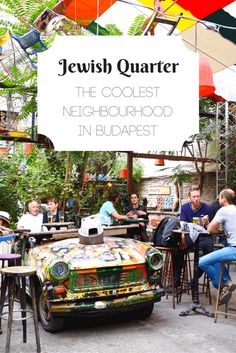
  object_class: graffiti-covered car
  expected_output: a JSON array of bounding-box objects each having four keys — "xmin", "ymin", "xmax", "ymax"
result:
[{"xmin": 26, "ymin": 224, "xmax": 164, "ymax": 332}]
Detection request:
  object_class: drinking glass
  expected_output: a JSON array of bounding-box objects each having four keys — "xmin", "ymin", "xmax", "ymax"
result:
[
  {"xmin": 59, "ymin": 211, "xmax": 64, "ymax": 222},
  {"xmin": 193, "ymin": 217, "xmax": 200, "ymax": 225},
  {"xmin": 47, "ymin": 211, "xmax": 53, "ymax": 223}
]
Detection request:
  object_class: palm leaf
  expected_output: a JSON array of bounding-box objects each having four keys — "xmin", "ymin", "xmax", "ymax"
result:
[
  {"xmin": 105, "ymin": 24, "xmax": 123, "ymax": 36},
  {"xmin": 128, "ymin": 15, "xmax": 146, "ymax": 36}
]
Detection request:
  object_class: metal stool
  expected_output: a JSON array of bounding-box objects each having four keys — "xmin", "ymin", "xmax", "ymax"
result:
[
  {"xmin": 0, "ymin": 266, "xmax": 41, "ymax": 353},
  {"xmin": 155, "ymin": 246, "xmax": 176, "ymax": 309},
  {"xmin": 214, "ymin": 260, "xmax": 236, "ymax": 323}
]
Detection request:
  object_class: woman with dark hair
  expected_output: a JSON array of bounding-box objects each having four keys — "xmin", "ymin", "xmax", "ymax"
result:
[
  {"xmin": 125, "ymin": 193, "xmax": 149, "ymax": 241},
  {"xmin": 43, "ymin": 198, "xmax": 67, "ymax": 227}
]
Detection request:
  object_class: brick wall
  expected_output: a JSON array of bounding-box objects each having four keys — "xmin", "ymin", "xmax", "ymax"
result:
[{"xmin": 137, "ymin": 172, "xmax": 217, "ymax": 210}]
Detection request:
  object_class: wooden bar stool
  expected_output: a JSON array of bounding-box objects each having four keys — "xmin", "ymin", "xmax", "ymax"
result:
[
  {"xmin": 0, "ymin": 253, "xmax": 21, "ymax": 270},
  {"xmin": 0, "ymin": 266, "xmax": 41, "ymax": 353},
  {"xmin": 199, "ymin": 272, "xmax": 212, "ymax": 305},
  {"xmin": 0, "ymin": 254, "xmax": 21, "ymax": 333},
  {"xmin": 155, "ymin": 246, "xmax": 176, "ymax": 309},
  {"xmin": 214, "ymin": 260, "xmax": 236, "ymax": 323},
  {"xmin": 177, "ymin": 251, "xmax": 212, "ymax": 305},
  {"xmin": 176, "ymin": 250, "xmax": 192, "ymax": 304}
]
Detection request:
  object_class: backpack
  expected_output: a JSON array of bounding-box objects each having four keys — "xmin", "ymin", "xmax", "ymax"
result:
[
  {"xmin": 152, "ymin": 217, "xmax": 170, "ymax": 246},
  {"xmin": 152, "ymin": 216, "xmax": 180, "ymax": 247}
]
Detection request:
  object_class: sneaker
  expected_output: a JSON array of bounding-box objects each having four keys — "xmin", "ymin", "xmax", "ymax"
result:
[
  {"xmin": 219, "ymin": 290, "xmax": 232, "ymax": 305},
  {"xmin": 219, "ymin": 281, "xmax": 236, "ymax": 305},
  {"xmin": 224, "ymin": 280, "xmax": 236, "ymax": 292}
]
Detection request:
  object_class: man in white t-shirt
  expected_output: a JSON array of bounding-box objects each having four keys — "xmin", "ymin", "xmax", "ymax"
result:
[
  {"xmin": 18, "ymin": 201, "xmax": 43, "ymax": 233},
  {"xmin": 199, "ymin": 188, "xmax": 236, "ymax": 305}
]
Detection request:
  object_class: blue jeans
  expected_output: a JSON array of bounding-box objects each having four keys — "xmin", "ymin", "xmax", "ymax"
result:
[{"xmin": 199, "ymin": 246, "xmax": 236, "ymax": 289}]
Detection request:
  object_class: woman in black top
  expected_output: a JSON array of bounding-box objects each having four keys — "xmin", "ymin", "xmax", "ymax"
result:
[
  {"xmin": 125, "ymin": 193, "xmax": 149, "ymax": 241},
  {"xmin": 43, "ymin": 198, "xmax": 67, "ymax": 229}
]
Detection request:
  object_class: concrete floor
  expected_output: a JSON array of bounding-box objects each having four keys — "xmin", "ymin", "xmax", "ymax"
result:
[{"xmin": 1, "ymin": 273, "xmax": 236, "ymax": 353}]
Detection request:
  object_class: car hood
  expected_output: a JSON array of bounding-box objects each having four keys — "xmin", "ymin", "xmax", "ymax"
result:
[{"xmin": 28, "ymin": 237, "xmax": 153, "ymax": 269}]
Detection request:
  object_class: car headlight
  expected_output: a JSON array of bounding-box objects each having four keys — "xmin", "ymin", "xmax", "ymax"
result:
[
  {"xmin": 147, "ymin": 250, "xmax": 163, "ymax": 271},
  {"xmin": 49, "ymin": 259, "xmax": 70, "ymax": 281}
]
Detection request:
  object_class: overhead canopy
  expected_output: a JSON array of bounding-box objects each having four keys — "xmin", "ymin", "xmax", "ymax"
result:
[
  {"xmin": 213, "ymin": 65, "xmax": 236, "ymax": 102},
  {"xmin": 64, "ymin": 0, "xmax": 116, "ymax": 26},
  {"xmin": 138, "ymin": 0, "xmax": 235, "ymax": 32},
  {"xmin": 180, "ymin": 24, "xmax": 236, "ymax": 73},
  {"xmin": 175, "ymin": 0, "xmax": 235, "ymax": 19}
]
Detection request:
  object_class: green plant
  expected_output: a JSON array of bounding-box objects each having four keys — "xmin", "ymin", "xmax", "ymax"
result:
[
  {"xmin": 103, "ymin": 15, "xmax": 145, "ymax": 36},
  {"xmin": 0, "ymin": 26, "xmax": 8, "ymax": 36},
  {"xmin": 170, "ymin": 165, "xmax": 192, "ymax": 211},
  {"xmin": 0, "ymin": 146, "xmax": 74, "ymax": 221}
]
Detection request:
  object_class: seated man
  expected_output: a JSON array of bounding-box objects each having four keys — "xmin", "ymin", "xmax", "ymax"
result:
[
  {"xmin": 199, "ymin": 188, "xmax": 236, "ymax": 305},
  {"xmin": 18, "ymin": 200, "xmax": 43, "ymax": 233},
  {"xmin": 173, "ymin": 185, "xmax": 213, "ymax": 288},
  {"xmin": 125, "ymin": 193, "xmax": 149, "ymax": 241},
  {"xmin": 99, "ymin": 191, "xmax": 128, "ymax": 226}
]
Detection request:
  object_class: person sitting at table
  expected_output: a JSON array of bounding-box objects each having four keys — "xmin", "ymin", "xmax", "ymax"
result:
[
  {"xmin": 0, "ymin": 211, "xmax": 14, "ymax": 256},
  {"xmin": 99, "ymin": 191, "xmax": 129, "ymax": 226},
  {"xmin": 0, "ymin": 211, "xmax": 11, "ymax": 235},
  {"xmin": 43, "ymin": 198, "xmax": 68, "ymax": 229},
  {"xmin": 199, "ymin": 188, "xmax": 236, "ymax": 305},
  {"xmin": 17, "ymin": 200, "xmax": 43, "ymax": 233},
  {"xmin": 173, "ymin": 185, "xmax": 213, "ymax": 288},
  {"xmin": 125, "ymin": 193, "xmax": 149, "ymax": 241}
]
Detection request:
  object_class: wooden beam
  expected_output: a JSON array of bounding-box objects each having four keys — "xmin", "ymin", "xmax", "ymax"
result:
[
  {"xmin": 0, "ymin": 135, "xmax": 36, "ymax": 143},
  {"xmin": 131, "ymin": 152, "xmax": 215, "ymax": 163},
  {"xmin": 127, "ymin": 151, "xmax": 133, "ymax": 194},
  {"xmin": 0, "ymin": 133, "xmax": 54, "ymax": 148}
]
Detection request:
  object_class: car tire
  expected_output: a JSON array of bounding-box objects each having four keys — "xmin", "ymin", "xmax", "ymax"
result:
[
  {"xmin": 133, "ymin": 303, "xmax": 154, "ymax": 320},
  {"xmin": 37, "ymin": 289, "xmax": 64, "ymax": 333}
]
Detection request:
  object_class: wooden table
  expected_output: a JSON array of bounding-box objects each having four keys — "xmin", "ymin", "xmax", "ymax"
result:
[
  {"xmin": 173, "ymin": 229, "xmax": 213, "ymax": 317},
  {"xmin": 30, "ymin": 228, "xmax": 78, "ymax": 241},
  {"xmin": 103, "ymin": 224, "xmax": 139, "ymax": 237},
  {"xmin": 26, "ymin": 224, "xmax": 140, "ymax": 240},
  {"xmin": 28, "ymin": 224, "xmax": 141, "ymax": 241},
  {"xmin": 122, "ymin": 218, "xmax": 149, "ymax": 224},
  {"xmin": 42, "ymin": 222, "xmax": 74, "ymax": 228}
]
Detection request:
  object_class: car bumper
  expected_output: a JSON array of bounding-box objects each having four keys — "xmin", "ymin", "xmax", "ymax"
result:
[{"xmin": 50, "ymin": 288, "xmax": 165, "ymax": 315}]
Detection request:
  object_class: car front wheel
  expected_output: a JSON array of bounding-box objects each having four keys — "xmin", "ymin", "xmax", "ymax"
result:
[{"xmin": 37, "ymin": 289, "xmax": 64, "ymax": 333}]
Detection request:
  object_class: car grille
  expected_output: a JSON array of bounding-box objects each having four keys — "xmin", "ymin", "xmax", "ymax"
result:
[{"xmin": 70, "ymin": 264, "xmax": 147, "ymax": 291}]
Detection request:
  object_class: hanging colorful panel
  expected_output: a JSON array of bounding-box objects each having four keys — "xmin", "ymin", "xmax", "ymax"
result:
[
  {"xmin": 64, "ymin": 0, "xmax": 117, "ymax": 26},
  {"xmin": 138, "ymin": 0, "xmax": 235, "ymax": 32}
]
